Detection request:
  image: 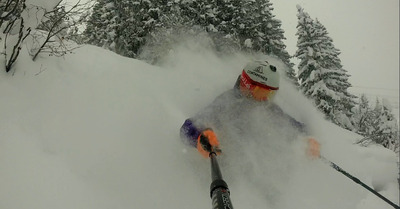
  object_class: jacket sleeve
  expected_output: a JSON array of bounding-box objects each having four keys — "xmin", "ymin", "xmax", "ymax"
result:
[
  {"xmin": 180, "ymin": 89, "xmax": 237, "ymax": 147},
  {"xmin": 271, "ymin": 104, "xmax": 308, "ymax": 134},
  {"xmin": 288, "ymin": 116, "xmax": 307, "ymax": 134}
]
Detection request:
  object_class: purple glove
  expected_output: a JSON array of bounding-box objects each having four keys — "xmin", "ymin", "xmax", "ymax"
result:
[{"xmin": 180, "ymin": 119, "xmax": 201, "ymax": 147}]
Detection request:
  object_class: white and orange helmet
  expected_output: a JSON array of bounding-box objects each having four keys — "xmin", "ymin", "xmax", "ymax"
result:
[{"xmin": 239, "ymin": 60, "xmax": 280, "ymax": 101}]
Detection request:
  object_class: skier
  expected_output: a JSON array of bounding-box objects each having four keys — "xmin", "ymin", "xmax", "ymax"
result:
[{"xmin": 180, "ymin": 60, "xmax": 320, "ymax": 158}]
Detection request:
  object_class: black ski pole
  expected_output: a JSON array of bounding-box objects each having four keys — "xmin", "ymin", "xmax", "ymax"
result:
[
  {"xmin": 209, "ymin": 151, "xmax": 234, "ymax": 209},
  {"xmin": 320, "ymin": 156, "xmax": 400, "ymax": 209}
]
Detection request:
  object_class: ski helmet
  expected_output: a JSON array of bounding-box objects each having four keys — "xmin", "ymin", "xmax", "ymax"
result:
[{"xmin": 239, "ymin": 60, "xmax": 280, "ymax": 101}]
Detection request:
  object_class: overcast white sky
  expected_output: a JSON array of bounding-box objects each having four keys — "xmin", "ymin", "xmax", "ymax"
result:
[{"xmin": 273, "ymin": 0, "xmax": 399, "ymax": 106}]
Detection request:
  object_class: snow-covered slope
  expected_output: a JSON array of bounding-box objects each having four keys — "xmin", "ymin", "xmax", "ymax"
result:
[{"xmin": 0, "ymin": 42, "xmax": 398, "ymax": 209}]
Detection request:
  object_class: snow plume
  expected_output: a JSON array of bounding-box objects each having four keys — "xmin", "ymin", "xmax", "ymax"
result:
[
  {"xmin": 0, "ymin": 40, "xmax": 398, "ymax": 209},
  {"xmin": 155, "ymin": 43, "xmax": 399, "ymax": 208},
  {"xmin": 138, "ymin": 26, "xmax": 241, "ymax": 66},
  {"xmin": 157, "ymin": 44, "xmax": 310, "ymax": 208}
]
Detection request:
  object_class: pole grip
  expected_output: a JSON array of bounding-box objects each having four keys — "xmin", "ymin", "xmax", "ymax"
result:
[{"xmin": 211, "ymin": 187, "xmax": 233, "ymax": 209}]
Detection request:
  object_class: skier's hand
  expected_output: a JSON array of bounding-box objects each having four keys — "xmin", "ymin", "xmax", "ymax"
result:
[
  {"xmin": 306, "ymin": 137, "xmax": 320, "ymax": 159},
  {"xmin": 197, "ymin": 128, "xmax": 221, "ymax": 158}
]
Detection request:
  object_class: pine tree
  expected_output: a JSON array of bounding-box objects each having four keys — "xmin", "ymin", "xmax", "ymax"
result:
[
  {"xmin": 353, "ymin": 94, "xmax": 375, "ymax": 135},
  {"xmin": 247, "ymin": 0, "xmax": 298, "ymax": 86},
  {"xmin": 295, "ymin": 5, "xmax": 330, "ymax": 112},
  {"xmin": 143, "ymin": 0, "xmax": 240, "ymax": 58},
  {"xmin": 314, "ymin": 19, "xmax": 357, "ymax": 120},
  {"xmin": 295, "ymin": 5, "xmax": 357, "ymax": 130},
  {"xmin": 84, "ymin": 0, "xmax": 118, "ymax": 51},
  {"xmin": 115, "ymin": 0, "xmax": 158, "ymax": 58},
  {"xmin": 84, "ymin": 0, "xmax": 297, "ymax": 85},
  {"xmin": 187, "ymin": 0, "xmax": 220, "ymax": 31},
  {"xmin": 354, "ymin": 96, "xmax": 399, "ymax": 153},
  {"xmin": 373, "ymin": 97, "xmax": 383, "ymax": 116},
  {"xmin": 84, "ymin": 0, "xmax": 158, "ymax": 58},
  {"xmin": 180, "ymin": 0, "xmax": 297, "ymax": 83},
  {"xmin": 204, "ymin": 0, "xmax": 242, "ymax": 53},
  {"xmin": 138, "ymin": 0, "xmax": 210, "ymax": 64},
  {"xmin": 371, "ymin": 99, "xmax": 399, "ymax": 153}
]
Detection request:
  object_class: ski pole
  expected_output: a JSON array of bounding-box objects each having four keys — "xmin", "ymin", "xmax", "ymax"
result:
[
  {"xmin": 320, "ymin": 155, "xmax": 400, "ymax": 209},
  {"xmin": 209, "ymin": 151, "xmax": 234, "ymax": 209}
]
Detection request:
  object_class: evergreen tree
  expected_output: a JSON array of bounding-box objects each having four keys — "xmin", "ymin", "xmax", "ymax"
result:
[
  {"xmin": 141, "ymin": 0, "xmax": 239, "ymax": 60},
  {"xmin": 354, "ymin": 96, "xmax": 399, "ymax": 153},
  {"xmin": 371, "ymin": 99, "xmax": 399, "ymax": 153},
  {"xmin": 183, "ymin": 0, "xmax": 220, "ymax": 32},
  {"xmin": 295, "ymin": 5, "xmax": 357, "ymax": 129},
  {"xmin": 84, "ymin": 0, "xmax": 297, "ymax": 84},
  {"xmin": 295, "ymin": 6, "xmax": 330, "ymax": 112},
  {"xmin": 84, "ymin": 0, "xmax": 118, "ymax": 51},
  {"xmin": 262, "ymin": 0, "xmax": 297, "ymax": 86},
  {"xmin": 373, "ymin": 97, "xmax": 383, "ymax": 116},
  {"xmin": 257, "ymin": 1, "xmax": 287, "ymax": 56},
  {"xmin": 138, "ymin": 0, "xmax": 210, "ymax": 64},
  {"xmin": 241, "ymin": 0, "xmax": 298, "ymax": 86},
  {"xmin": 115, "ymin": 0, "xmax": 158, "ymax": 58},
  {"xmin": 84, "ymin": 0, "xmax": 158, "ymax": 58},
  {"xmin": 199, "ymin": 0, "xmax": 242, "ymax": 54},
  {"xmin": 353, "ymin": 94, "xmax": 375, "ymax": 135},
  {"xmin": 314, "ymin": 19, "xmax": 357, "ymax": 121}
]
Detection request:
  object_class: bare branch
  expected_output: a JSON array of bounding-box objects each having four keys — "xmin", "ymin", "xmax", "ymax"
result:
[
  {"xmin": 5, "ymin": 17, "xmax": 31, "ymax": 72},
  {"xmin": 1, "ymin": 0, "xmax": 93, "ymax": 72},
  {"xmin": 31, "ymin": 0, "xmax": 93, "ymax": 60},
  {"xmin": 0, "ymin": 0, "xmax": 22, "ymax": 31}
]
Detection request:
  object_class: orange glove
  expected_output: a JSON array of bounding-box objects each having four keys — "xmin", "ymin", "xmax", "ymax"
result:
[
  {"xmin": 197, "ymin": 129, "xmax": 221, "ymax": 158},
  {"xmin": 306, "ymin": 137, "xmax": 321, "ymax": 159}
]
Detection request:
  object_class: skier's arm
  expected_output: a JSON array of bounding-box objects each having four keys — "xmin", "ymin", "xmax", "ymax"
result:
[
  {"xmin": 271, "ymin": 104, "xmax": 308, "ymax": 134},
  {"xmin": 288, "ymin": 116, "xmax": 307, "ymax": 134},
  {"xmin": 272, "ymin": 105, "xmax": 321, "ymax": 158},
  {"xmin": 180, "ymin": 91, "xmax": 230, "ymax": 147},
  {"xmin": 180, "ymin": 119, "xmax": 221, "ymax": 158}
]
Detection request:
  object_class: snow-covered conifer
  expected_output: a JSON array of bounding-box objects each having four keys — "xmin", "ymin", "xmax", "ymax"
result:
[
  {"xmin": 353, "ymin": 94, "xmax": 375, "ymax": 135},
  {"xmin": 84, "ymin": 0, "xmax": 296, "ymax": 85},
  {"xmin": 295, "ymin": 5, "xmax": 357, "ymax": 129},
  {"xmin": 84, "ymin": 0, "xmax": 158, "ymax": 58},
  {"xmin": 253, "ymin": 0, "xmax": 298, "ymax": 86},
  {"xmin": 84, "ymin": 0, "xmax": 118, "ymax": 51},
  {"xmin": 138, "ymin": 1, "xmax": 210, "ymax": 64},
  {"xmin": 371, "ymin": 99, "xmax": 399, "ymax": 153},
  {"xmin": 116, "ymin": 0, "xmax": 158, "ymax": 58}
]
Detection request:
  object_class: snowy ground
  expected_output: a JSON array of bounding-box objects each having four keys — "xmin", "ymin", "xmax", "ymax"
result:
[{"xmin": 0, "ymin": 40, "xmax": 399, "ymax": 209}]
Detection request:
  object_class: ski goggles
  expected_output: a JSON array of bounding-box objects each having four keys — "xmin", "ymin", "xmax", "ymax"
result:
[{"xmin": 239, "ymin": 70, "xmax": 277, "ymax": 101}]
